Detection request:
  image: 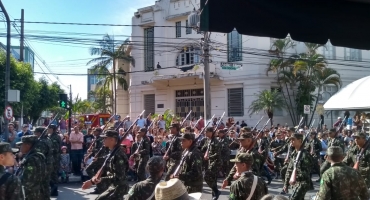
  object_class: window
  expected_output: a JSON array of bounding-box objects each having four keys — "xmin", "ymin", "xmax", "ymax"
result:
[
  {"xmin": 227, "ymin": 29, "xmax": 242, "ymax": 62},
  {"xmin": 186, "ymin": 20, "xmax": 192, "ymax": 34},
  {"xmin": 344, "ymin": 48, "xmax": 361, "ymax": 61},
  {"xmin": 227, "ymin": 88, "xmax": 244, "ymax": 116},
  {"xmin": 144, "ymin": 27, "xmax": 154, "ymax": 71},
  {"xmin": 271, "ymin": 88, "xmax": 283, "ymax": 116},
  {"xmin": 321, "ymin": 85, "xmax": 338, "ymax": 102},
  {"xmin": 323, "ymin": 43, "xmax": 336, "ymax": 59},
  {"xmin": 176, "ymin": 21, "xmax": 181, "ymax": 38},
  {"xmin": 176, "ymin": 46, "xmax": 201, "ymax": 66},
  {"xmin": 144, "ymin": 94, "xmax": 155, "ymax": 117}
]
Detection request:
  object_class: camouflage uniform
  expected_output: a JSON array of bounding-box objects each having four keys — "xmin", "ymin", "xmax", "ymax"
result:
[
  {"xmin": 0, "ymin": 143, "xmax": 23, "ymax": 200},
  {"xmin": 136, "ymin": 129, "xmax": 151, "ymax": 181},
  {"xmin": 34, "ymin": 133, "xmax": 53, "ymax": 200},
  {"xmin": 229, "ymin": 153, "xmax": 268, "ymax": 200},
  {"xmin": 320, "ymin": 136, "xmax": 345, "ymax": 176},
  {"xmin": 304, "ymin": 137, "xmax": 322, "ymax": 175},
  {"xmin": 96, "ymin": 131, "xmax": 129, "ymax": 200},
  {"xmin": 17, "ymin": 135, "xmax": 46, "ymax": 200},
  {"xmin": 218, "ymin": 134, "xmax": 230, "ymax": 176},
  {"xmin": 85, "ymin": 147, "xmax": 110, "ymax": 193},
  {"xmin": 49, "ymin": 128, "xmax": 62, "ymax": 196},
  {"xmin": 270, "ymin": 137, "xmax": 285, "ymax": 175},
  {"xmin": 125, "ymin": 157, "xmax": 165, "ymax": 200},
  {"xmin": 201, "ymin": 137, "xmax": 221, "ymax": 197},
  {"xmin": 164, "ymin": 133, "xmax": 183, "ymax": 181}
]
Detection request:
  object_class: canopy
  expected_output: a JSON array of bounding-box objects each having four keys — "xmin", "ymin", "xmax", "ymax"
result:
[
  {"xmin": 199, "ymin": 0, "xmax": 370, "ymax": 50},
  {"xmin": 324, "ymin": 76, "xmax": 370, "ymax": 110}
]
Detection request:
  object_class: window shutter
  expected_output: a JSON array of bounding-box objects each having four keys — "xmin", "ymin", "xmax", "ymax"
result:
[
  {"xmin": 144, "ymin": 94, "xmax": 155, "ymax": 117},
  {"xmin": 227, "ymin": 88, "xmax": 244, "ymax": 116}
]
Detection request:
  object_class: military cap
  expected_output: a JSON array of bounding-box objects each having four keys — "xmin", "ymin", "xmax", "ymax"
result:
[
  {"xmin": 0, "ymin": 143, "xmax": 18, "ymax": 153},
  {"xmin": 138, "ymin": 128, "xmax": 147, "ymax": 133},
  {"xmin": 206, "ymin": 127, "xmax": 214, "ymax": 133},
  {"xmin": 327, "ymin": 146, "xmax": 343, "ymax": 157},
  {"xmin": 353, "ymin": 132, "xmax": 367, "ymax": 138},
  {"xmin": 290, "ymin": 133, "xmax": 303, "ymax": 140},
  {"xmin": 16, "ymin": 135, "xmax": 38, "ymax": 145},
  {"xmin": 218, "ymin": 129, "xmax": 226, "ymax": 134},
  {"xmin": 241, "ymin": 127, "xmax": 251, "ymax": 132},
  {"xmin": 146, "ymin": 156, "xmax": 165, "ymax": 174},
  {"xmin": 179, "ymin": 132, "xmax": 195, "ymax": 141},
  {"xmin": 288, "ymin": 127, "xmax": 296, "ymax": 132},
  {"xmin": 230, "ymin": 153, "xmax": 253, "ymax": 165},
  {"xmin": 237, "ymin": 132, "xmax": 253, "ymax": 140},
  {"xmin": 329, "ymin": 128, "xmax": 337, "ymax": 133},
  {"xmin": 94, "ymin": 127, "xmax": 102, "ymax": 132},
  {"xmin": 48, "ymin": 124, "xmax": 57, "ymax": 129},
  {"xmin": 169, "ymin": 123, "xmax": 180, "ymax": 129},
  {"xmin": 34, "ymin": 126, "xmax": 45, "ymax": 134},
  {"xmin": 101, "ymin": 130, "xmax": 119, "ymax": 138}
]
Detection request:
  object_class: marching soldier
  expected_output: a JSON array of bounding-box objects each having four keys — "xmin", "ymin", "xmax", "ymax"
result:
[
  {"xmin": 218, "ymin": 129, "xmax": 230, "ymax": 177},
  {"xmin": 163, "ymin": 123, "xmax": 182, "ymax": 181},
  {"xmin": 33, "ymin": 126, "xmax": 53, "ymax": 200},
  {"xmin": 135, "ymin": 128, "xmax": 151, "ymax": 181},
  {"xmin": 229, "ymin": 153, "xmax": 268, "ymax": 200},
  {"xmin": 171, "ymin": 132, "xmax": 203, "ymax": 193},
  {"xmin": 270, "ymin": 132, "xmax": 285, "ymax": 179},
  {"xmin": 228, "ymin": 130, "xmax": 239, "ymax": 172},
  {"xmin": 48, "ymin": 124, "xmax": 62, "ymax": 197},
  {"xmin": 201, "ymin": 127, "xmax": 221, "ymax": 200},
  {"xmin": 305, "ymin": 131, "xmax": 322, "ymax": 183},
  {"xmin": 82, "ymin": 130, "xmax": 129, "ymax": 200},
  {"xmin": 342, "ymin": 132, "xmax": 370, "ymax": 188},
  {"xmin": 17, "ymin": 135, "xmax": 46, "ymax": 200},
  {"xmin": 316, "ymin": 146, "xmax": 369, "ymax": 200},
  {"xmin": 0, "ymin": 143, "xmax": 22, "ymax": 200},
  {"xmin": 126, "ymin": 157, "xmax": 165, "ymax": 200},
  {"xmin": 274, "ymin": 128, "xmax": 294, "ymax": 183},
  {"xmin": 320, "ymin": 128, "xmax": 345, "ymax": 179},
  {"xmin": 283, "ymin": 133, "xmax": 312, "ymax": 200}
]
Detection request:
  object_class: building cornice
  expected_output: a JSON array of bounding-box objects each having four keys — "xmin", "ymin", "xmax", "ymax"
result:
[
  {"xmin": 138, "ymin": 6, "xmax": 154, "ymax": 13},
  {"xmin": 166, "ymin": 11, "xmax": 191, "ymax": 21}
]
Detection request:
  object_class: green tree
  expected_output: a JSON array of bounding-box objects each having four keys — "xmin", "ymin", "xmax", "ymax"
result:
[
  {"xmin": 248, "ymin": 90, "xmax": 286, "ymax": 126},
  {"xmin": 151, "ymin": 109, "xmax": 181, "ymax": 130},
  {"xmin": 87, "ymin": 35, "xmax": 134, "ymax": 114}
]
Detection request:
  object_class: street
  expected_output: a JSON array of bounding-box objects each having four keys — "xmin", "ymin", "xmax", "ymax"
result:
[{"xmin": 52, "ymin": 175, "xmax": 320, "ymax": 200}]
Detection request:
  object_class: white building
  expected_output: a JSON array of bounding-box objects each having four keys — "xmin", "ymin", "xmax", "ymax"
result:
[{"xmin": 125, "ymin": 0, "xmax": 370, "ymax": 127}]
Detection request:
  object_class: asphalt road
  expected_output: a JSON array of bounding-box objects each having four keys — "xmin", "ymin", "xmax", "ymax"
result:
[{"xmin": 51, "ymin": 176, "xmax": 320, "ymax": 200}]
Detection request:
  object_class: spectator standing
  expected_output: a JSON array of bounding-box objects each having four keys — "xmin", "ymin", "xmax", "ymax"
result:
[
  {"xmin": 136, "ymin": 116, "xmax": 146, "ymax": 128},
  {"xmin": 6, "ymin": 123, "xmax": 17, "ymax": 148},
  {"xmin": 60, "ymin": 146, "xmax": 70, "ymax": 183},
  {"xmin": 123, "ymin": 116, "xmax": 133, "ymax": 131},
  {"xmin": 69, "ymin": 126, "xmax": 84, "ymax": 175},
  {"xmin": 157, "ymin": 115, "xmax": 166, "ymax": 129},
  {"xmin": 83, "ymin": 128, "xmax": 94, "ymax": 154},
  {"xmin": 114, "ymin": 115, "xmax": 124, "ymax": 130},
  {"xmin": 59, "ymin": 119, "xmax": 67, "ymax": 134},
  {"xmin": 240, "ymin": 120, "xmax": 247, "ymax": 128},
  {"xmin": 16, "ymin": 124, "xmax": 31, "ymax": 143}
]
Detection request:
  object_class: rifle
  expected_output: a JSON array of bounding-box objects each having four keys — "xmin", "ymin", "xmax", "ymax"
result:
[
  {"xmin": 195, "ymin": 114, "xmax": 215, "ymax": 145},
  {"xmin": 353, "ymin": 139, "xmax": 370, "ymax": 170},
  {"xmin": 309, "ymin": 119, "xmax": 315, "ymax": 131},
  {"xmin": 86, "ymin": 115, "xmax": 116, "ymax": 155},
  {"xmin": 252, "ymin": 116, "xmax": 264, "ymax": 131},
  {"xmin": 317, "ymin": 118, "xmax": 322, "ymax": 132},
  {"xmin": 92, "ymin": 110, "xmax": 145, "ymax": 180},
  {"xmin": 336, "ymin": 116, "xmax": 347, "ymax": 133},
  {"xmin": 129, "ymin": 117, "xmax": 157, "ymax": 161},
  {"xmin": 295, "ymin": 117, "xmax": 305, "ymax": 133},
  {"xmin": 173, "ymin": 150, "xmax": 190, "ymax": 177},
  {"xmin": 204, "ymin": 112, "xmax": 225, "ymax": 159},
  {"xmin": 289, "ymin": 132, "xmax": 310, "ymax": 185}
]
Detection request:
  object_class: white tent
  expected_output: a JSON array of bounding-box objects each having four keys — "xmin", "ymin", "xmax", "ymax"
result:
[{"xmin": 324, "ymin": 75, "xmax": 370, "ymax": 110}]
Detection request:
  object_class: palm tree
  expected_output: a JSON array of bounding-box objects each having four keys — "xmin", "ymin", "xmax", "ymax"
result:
[
  {"xmin": 87, "ymin": 35, "xmax": 134, "ymax": 114},
  {"xmin": 89, "ymin": 87, "xmax": 112, "ymax": 113},
  {"xmin": 248, "ymin": 90, "xmax": 286, "ymax": 126}
]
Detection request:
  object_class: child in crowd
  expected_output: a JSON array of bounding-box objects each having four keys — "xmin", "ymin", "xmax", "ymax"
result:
[
  {"xmin": 60, "ymin": 146, "xmax": 70, "ymax": 183},
  {"xmin": 81, "ymin": 154, "xmax": 93, "ymax": 182}
]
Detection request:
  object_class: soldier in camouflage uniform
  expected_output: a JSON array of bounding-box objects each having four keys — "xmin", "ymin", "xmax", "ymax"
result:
[
  {"xmin": 47, "ymin": 124, "xmax": 61, "ymax": 197},
  {"xmin": 17, "ymin": 135, "xmax": 46, "ymax": 200},
  {"xmin": 201, "ymin": 127, "xmax": 221, "ymax": 200},
  {"xmin": 0, "ymin": 143, "xmax": 23, "ymax": 200},
  {"xmin": 229, "ymin": 153, "xmax": 268, "ymax": 200},
  {"xmin": 320, "ymin": 128, "xmax": 345, "ymax": 179},
  {"xmin": 125, "ymin": 157, "xmax": 165, "ymax": 200},
  {"xmin": 218, "ymin": 129, "xmax": 230, "ymax": 177},
  {"xmin": 163, "ymin": 123, "xmax": 183, "ymax": 181},
  {"xmin": 316, "ymin": 146, "xmax": 369, "ymax": 200},
  {"xmin": 270, "ymin": 132, "xmax": 285, "ymax": 179},
  {"xmin": 33, "ymin": 126, "xmax": 53, "ymax": 200},
  {"xmin": 342, "ymin": 132, "xmax": 370, "ymax": 188},
  {"xmin": 283, "ymin": 133, "xmax": 312, "ymax": 200},
  {"xmin": 82, "ymin": 130, "xmax": 129, "ymax": 200},
  {"xmin": 134, "ymin": 128, "xmax": 151, "ymax": 181},
  {"xmin": 172, "ymin": 132, "xmax": 203, "ymax": 193},
  {"xmin": 274, "ymin": 128, "xmax": 294, "ymax": 180},
  {"xmin": 305, "ymin": 131, "xmax": 322, "ymax": 186}
]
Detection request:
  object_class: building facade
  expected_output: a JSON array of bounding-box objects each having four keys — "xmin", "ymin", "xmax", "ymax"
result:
[
  {"xmin": 0, "ymin": 43, "xmax": 35, "ymax": 71},
  {"xmin": 87, "ymin": 68, "xmax": 100, "ymax": 101},
  {"xmin": 127, "ymin": 0, "xmax": 370, "ymax": 127}
]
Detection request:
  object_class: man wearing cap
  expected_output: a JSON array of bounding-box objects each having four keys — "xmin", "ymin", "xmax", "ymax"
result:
[
  {"xmin": 229, "ymin": 153, "xmax": 268, "ymax": 200},
  {"xmin": 319, "ymin": 128, "xmax": 345, "ymax": 180},
  {"xmin": 218, "ymin": 129, "xmax": 230, "ymax": 178},
  {"xmin": 316, "ymin": 146, "xmax": 369, "ymax": 200},
  {"xmin": 47, "ymin": 124, "xmax": 62, "ymax": 196},
  {"xmin": 171, "ymin": 132, "xmax": 203, "ymax": 193},
  {"xmin": 126, "ymin": 156, "xmax": 165, "ymax": 200},
  {"xmin": 33, "ymin": 126, "xmax": 53, "ymax": 200},
  {"xmin": 0, "ymin": 143, "xmax": 22, "ymax": 199},
  {"xmin": 82, "ymin": 130, "xmax": 129, "ymax": 199},
  {"xmin": 343, "ymin": 132, "xmax": 370, "ymax": 188},
  {"xmin": 163, "ymin": 123, "xmax": 183, "ymax": 181},
  {"xmin": 16, "ymin": 135, "xmax": 46, "ymax": 199},
  {"xmin": 275, "ymin": 128, "xmax": 295, "ymax": 183},
  {"xmin": 135, "ymin": 128, "xmax": 151, "ymax": 181},
  {"xmin": 283, "ymin": 133, "xmax": 312, "ymax": 199},
  {"xmin": 305, "ymin": 131, "xmax": 322, "ymax": 184},
  {"xmin": 270, "ymin": 132, "xmax": 285, "ymax": 179}
]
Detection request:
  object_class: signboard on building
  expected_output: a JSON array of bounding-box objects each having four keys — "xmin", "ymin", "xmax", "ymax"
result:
[
  {"xmin": 221, "ymin": 62, "xmax": 242, "ymax": 70},
  {"xmin": 303, "ymin": 105, "xmax": 311, "ymax": 114}
]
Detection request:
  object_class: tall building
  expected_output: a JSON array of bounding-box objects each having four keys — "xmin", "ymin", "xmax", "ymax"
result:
[
  {"xmin": 125, "ymin": 0, "xmax": 370, "ymax": 126},
  {"xmin": 87, "ymin": 68, "xmax": 100, "ymax": 101},
  {"xmin": 0, "ymin": 43, "xmax": 35, "ymax": 71}
]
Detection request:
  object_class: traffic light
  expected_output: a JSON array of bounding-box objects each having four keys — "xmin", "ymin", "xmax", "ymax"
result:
[{"xmin": 59, "ymin": 94, "xmax": 68, "ymax": 109}]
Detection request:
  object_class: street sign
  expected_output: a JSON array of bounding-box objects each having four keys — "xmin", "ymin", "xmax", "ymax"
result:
[
  {"xmin": 220, "ymin": 62, "xmax": 242, "ymax": 70},
  {"xmin": 4, "ymin": 106, "xmax": 13, "ymax": 120},
  {"xmin": 303, "ymin": 105, "xmax": 311, "ymax": 114}
]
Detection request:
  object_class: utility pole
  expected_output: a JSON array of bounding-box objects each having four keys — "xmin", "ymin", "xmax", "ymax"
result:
[
  {"xmin": 0, "ymin": 1, "xmax": 11, "ymax": 142},
  {"xmin": 202, "ymin": 33, "xmax": 211, "ymax": 120},
  {"xmin": 19, "ymin": 9, "xmax": 24, "ymax": 62},
  {"xmin": 68, "ymin": 85, "xmax": 72, "ymax": 135},
  {"xmin": 112, "ymin": 35, "xmax": 117, "ymax": 115}
]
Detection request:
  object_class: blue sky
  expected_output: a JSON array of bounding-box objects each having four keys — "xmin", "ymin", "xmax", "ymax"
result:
[{"xmin": 1, "ymin": 0, "xmax": 154, "ymax": 99}]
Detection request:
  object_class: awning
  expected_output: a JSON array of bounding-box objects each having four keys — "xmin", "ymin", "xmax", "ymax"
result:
[
  {"xmin": 200, "ymin": 0, "xmax": 370, "ymax": 50},
  {"xmin": 324, "ymin": 76, "xmax": 370, "ymax": 110}
]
